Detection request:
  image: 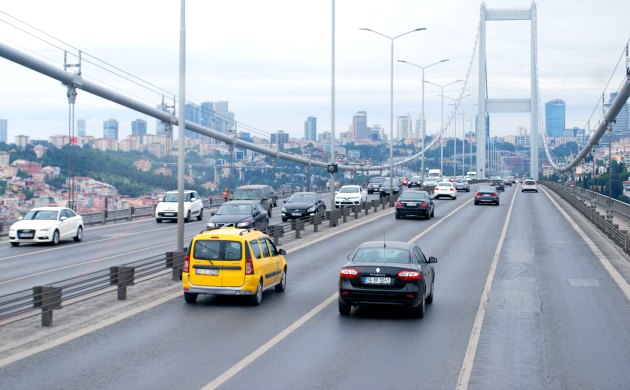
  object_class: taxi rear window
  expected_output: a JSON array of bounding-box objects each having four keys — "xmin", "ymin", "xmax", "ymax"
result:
[{"xmin": 193, "ymin": 240, "xmax": 242, "ymax": 261}]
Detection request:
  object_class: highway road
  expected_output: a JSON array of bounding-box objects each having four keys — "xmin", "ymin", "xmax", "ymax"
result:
[{"xmin": 1, "ymin": 184, "xmax": 630, "ymax": 389}]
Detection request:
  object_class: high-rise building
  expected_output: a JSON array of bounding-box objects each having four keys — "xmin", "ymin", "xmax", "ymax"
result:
[
  {"xmin": 608, "ymin": 92, "xmax": 629, "ymax": 136},
  {"xmin": 185, "ymin": 103, "xmax": 201, "ymax": 140},
  {"xmin": 270, "ymin": 130, "xmax": 289, "ymax": 150},
  {"xmin": 103, "ymin": 119, "xmax": 119, "ymax": 140},
  {"xmin": 352, "ymin": 111, "xmax": 368, "ymax": 140},
  {"xmin": 545, "ymin": 99, "xmax": 566, "ymax": 137},
  {"xmin": 304, "ymin": 116, "xmax": 317, "ymax": 142},
  {"xmin": 415, "ymin": 115, "xmax": 425, "ymax": 139},
  {"xmin": 77, "ymin": 119, "xmax": 86, "ymax": 137},
  {"xmin": 201, "ymin": 102, "xmax": 214, "ymax": 128},
  {"xmin": 397, "ymin": 115, "xmax": 412, "ymax": 139},
  {"xmin": 132, "ymin": 119, "xmax": 148, "ymax": 144},
  {"xmin": 0, "ymin": 119, "xmax": 7, "ymax": 144}
]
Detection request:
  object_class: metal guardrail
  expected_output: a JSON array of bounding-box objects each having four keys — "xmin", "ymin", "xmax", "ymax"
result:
[
  {"xmin": 543, "ymin": 181, "xmax": 630, "ymax": 254},
  {"xmin": 0, "ymin": 193, "xmax": 397, "ymax": 327}
]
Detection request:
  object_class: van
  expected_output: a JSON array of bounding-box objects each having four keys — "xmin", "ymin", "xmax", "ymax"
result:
[
  {"xmin": 182, "ymin": 227, "xmax": 287, "ymax": 305},
  {"xmin": 233, "ymin": 185, "xmax": 277, "ymax": 217}
]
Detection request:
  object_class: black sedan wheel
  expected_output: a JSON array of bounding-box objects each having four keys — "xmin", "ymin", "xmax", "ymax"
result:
[
  {"xmin": 410, "ymin": 296, "xmax": 425, "ymax": 318},
  {"xmin": 338, "ymin": 299, "xmax": 351, "ymax": 316}
]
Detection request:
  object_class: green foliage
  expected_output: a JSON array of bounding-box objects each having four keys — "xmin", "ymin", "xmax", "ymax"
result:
[{"xmin": 45, "ymin": 175, "xmax": 67, "ymax": 190}]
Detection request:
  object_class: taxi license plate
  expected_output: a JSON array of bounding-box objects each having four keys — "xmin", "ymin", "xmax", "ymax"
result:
[
  {"xmin": 19, "ymin": 233, "xmax": 34, "ymax": 238},
  {"xmin": 196, "ymin": 269, "xmax": 219, "ymax": 276},
  {"xmin": 364, "ymin": 277, "xmax": 391, "ymax": 284}
]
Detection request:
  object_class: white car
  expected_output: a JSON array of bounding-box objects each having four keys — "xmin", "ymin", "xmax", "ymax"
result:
[
  {"xmin": 521, "ymin": 179, "xmax": 538, "ymax": 193},
  {"xmin": 433, "ymin": 181, "xmax": 457, "ymax": 200},
  {"xmin": 9, "ymin": 207, "xmax": 84, "ymax": 246},
  {"xmin": 155, "ymin": 190, "xmax": 204, "ymax": 223},
  {"xmin": 335, "ymin": 185, "xmax": 368, "ymax": 208}
]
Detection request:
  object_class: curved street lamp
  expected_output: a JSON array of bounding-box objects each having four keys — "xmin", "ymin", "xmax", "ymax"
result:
[{"xmin": 360, "ymin": 27, "xmax": 426, "ymax": 202}]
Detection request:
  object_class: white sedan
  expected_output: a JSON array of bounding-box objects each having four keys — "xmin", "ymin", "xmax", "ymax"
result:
[
  {"xmin": 9, "ymin": 207, "xmax": 84, "ymax": 246},
  {"xmin": 335, "ymin": 185, "xmax": 368, "ymax": 208}
]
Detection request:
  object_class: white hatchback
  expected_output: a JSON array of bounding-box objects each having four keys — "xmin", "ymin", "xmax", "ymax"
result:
[
  {"xmin": 433, "ymin": 181, "xmax": 457, "ymax": 200},
  {"xmin": 155, "ymin": 190, "xmax": 204, "ymax": 222},
  {"xmin": 521, "ymin": 180, "xmax": 538, "ymax": 193}
]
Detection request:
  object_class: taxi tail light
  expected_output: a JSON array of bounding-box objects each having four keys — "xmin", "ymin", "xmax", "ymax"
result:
[
  {"xmin": 340, "ymin": 268, "xmax": 359, "ymax": 279},
  {"xmin": 245, "ymin": 257, "xmax": 254, "ymax": 275},
  {"xmin": 183, "ymin": 255, "xmax": 190, "ymax": 273},
  {"xmin": 398, "ymin": 270, "xmax": 422, "ymax": 281}
]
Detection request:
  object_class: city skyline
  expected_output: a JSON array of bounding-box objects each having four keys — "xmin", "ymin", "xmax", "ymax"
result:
[{"xmin": 1, "ymin": 0, "xmax": 629, "ymax": 142}]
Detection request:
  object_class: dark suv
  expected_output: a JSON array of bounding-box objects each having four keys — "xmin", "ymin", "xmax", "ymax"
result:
[
  {"xmin": 367, "ymin": 176, "xmax": 386, "ymax": 194},
  {"xmin": 379, "ymin": 177, "xmax": 403, "ymax": 197},
  {"xmin": 490, "ymin": 179, "xmax": 505, "ymax": 192}
]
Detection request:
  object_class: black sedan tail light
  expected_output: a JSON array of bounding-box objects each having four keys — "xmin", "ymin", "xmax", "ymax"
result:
[{"xmin": 340, "ymin": 268, "xmax": 359, "ymax": 279}]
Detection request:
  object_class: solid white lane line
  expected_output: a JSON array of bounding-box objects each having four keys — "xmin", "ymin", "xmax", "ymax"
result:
[
  {"xmin": 541, "ymin": 187, "xmax": 630, "ymax": 301},
  {"xmin": 201, "ymin": 294, "xmax": 338, "ymax": 390},
  {"xmin": 457, "ymin": 187, "xmax": 518, "ymax": 390}
]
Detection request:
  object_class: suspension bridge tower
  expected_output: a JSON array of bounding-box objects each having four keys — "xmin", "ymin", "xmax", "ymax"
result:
[{"xmin": 477, "ymin": 2, "xmax": 539, "ymax": 179}]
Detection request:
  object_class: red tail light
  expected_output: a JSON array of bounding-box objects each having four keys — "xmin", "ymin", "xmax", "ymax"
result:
[
  {"xmin": 340, "ymin": 268, "xmax": 359, "ymax": 279},
  {"xmin": 245, "ymin": 257, "xmax": 254, "ymax": 275},
  {"xmin": 395, "ymin": 203, "xmax": 403, "ymax": 207},
  {"xmin": 183, "ymin": 255, "xmax": 190, "ymax": 273},
  {"xmin": 475, "ymin": 192, "xmax": 482, "ymax": 197},
  {"xmin": 491, "ymin": 193, "xmax": 497, "ymax": 197},
  {"xmin": 449, "ymin": 188, "xmax": 455, "ymax": 191},
  {"xmin": 420, "ymin": 202, "xmax": 428, "ymax": 209},
  {"xmin": 398, "ymin": 270, "xmax": 422, "ymax": 281}
]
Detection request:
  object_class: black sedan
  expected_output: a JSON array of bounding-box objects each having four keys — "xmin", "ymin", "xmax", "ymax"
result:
[
  {"xmin": 490, "ymin": 179, "xmax": 505, "ymax": 192},
  {"xmin": 474, "ymin": 185, "xmax": 500, "ymax": 206},
  {"xmin": 338, "ymin": 241, "xmax": 437, "ymax": 318},
  {"xmin": 395, "ymin": 190, "xmax": 434, "ymax": 220},
  {"xmin": 407, "ymin": 175, "xmax": 423, "ymax": 188},
  {"xmin": 206, "ymin": 200, "xmax": 268, "ymax": 230},
  {"xmin": 281, "ymin": 192, "xmax": 326, "ymax": 222}
]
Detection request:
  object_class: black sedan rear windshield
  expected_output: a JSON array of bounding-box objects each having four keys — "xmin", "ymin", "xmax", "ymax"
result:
[
  {"xmin": 353, "ymin": 248, "xmax": 410, "ymax": 264},
  {"xmin": 399, "ymin": 192, "xmax": 428, "ymax": 200}
]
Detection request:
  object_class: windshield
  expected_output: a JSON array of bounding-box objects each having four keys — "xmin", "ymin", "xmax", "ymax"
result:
[
  {"xmin": 234, "ymin": 189, "xmax": 261, "ymax": 200},
  {"xmin": 163, "ymin": 193, "xmax": 179, "ymax": 202},
  {"xmin": 353, "ymin": 247, "xmax": 410, "ymax": 264},
  {"xmin": 217, "ymin": 204, "xmax": 253, "ymax": 215},
  {"xmin": 370, "ymin": 177, "xmax": 385, "ymax": 183},
  {"xmin": 23, "ymin": 210, "xmax": 59, "ymax": 220},
  {"xmin": 289, "ymin": 194, "xmax": 316, "ymax": 203},
  {"xmin": 339, "ymin": 187, "xmax": 359, "ymax": 193}
]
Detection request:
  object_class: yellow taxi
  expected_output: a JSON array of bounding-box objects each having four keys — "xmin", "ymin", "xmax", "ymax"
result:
[{"xmin": 182, "ymin": 227, "xmax": 287, "ymax": 305}]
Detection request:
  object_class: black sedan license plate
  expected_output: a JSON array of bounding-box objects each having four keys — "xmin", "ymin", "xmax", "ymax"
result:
[
  {"xmin": 364, "ymin": 277, "xmax": 391, "ymax": 284},
  {"xmin": 196, "ymin": 269, "xmax": 219, "ymax": 276}
]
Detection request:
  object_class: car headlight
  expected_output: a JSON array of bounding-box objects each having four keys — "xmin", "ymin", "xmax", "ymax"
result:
[
  {"xmin": 307, "ymin": 205, "xmax": 317, "ymax": 212},
  {"xmin": 206, "ymin": 222, "xmax": 216, "ymax": 228},
  {"xmin": 237, "ymin": 221, "xmax": 251, "ymax": 228},
  {"xmin": 38, "ymin": 227, "xmax": 51, "ymax": 232},
  {"xmin": 281, "ymin": 207, "xmax": 287, "ymax": 212}
]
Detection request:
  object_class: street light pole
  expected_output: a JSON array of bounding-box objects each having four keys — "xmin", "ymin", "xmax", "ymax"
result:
[
  {"xmin": 397, "ymin": 59, "xmax": 448, "ymax": 182},
  {"xmin": 425, "ymin": 79, "xmax": 462, "ymax": 177},
  {"xmin": 360, "ymin": 27, "xmax": 426, "ymax": 202}
]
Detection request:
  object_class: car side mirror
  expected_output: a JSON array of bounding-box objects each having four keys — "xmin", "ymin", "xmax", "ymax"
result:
[
  {"xmin": 427, "ymin": 256, "xmax": 438, "ymax": 263},
  {"xmin": 278, "ymin": 248, "xmax": 287, "ymax": 255},
  {"xmin": 347, "ymin": 254, "xmax": 353, "ymax": 260},
  {"xmin": 60, "ymin": 216, "xmax": 67, "ymax": 222},
  {"xmin": 210, "ymin": 211, "xmax": 215, "ymax": 216},
  {"xmin": 335, "ymin": 191, "xmax": 339, "ymax": 194},
  {"xmin": 283, "ymin": 200, "xmax": 287, "ymax": 204}
]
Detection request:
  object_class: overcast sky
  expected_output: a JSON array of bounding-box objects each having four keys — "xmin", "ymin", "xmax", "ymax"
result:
[{"xmin": 1, "ymin": 0, "xmax": 629, "ymax": 142}]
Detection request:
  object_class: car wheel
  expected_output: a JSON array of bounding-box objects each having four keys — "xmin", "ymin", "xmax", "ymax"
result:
[
  {"xmin": 431, "ymin": 208, "xmax": 435, "ymax": 218},
  {"xmin": 73, "ymin": 226, "xmax": 83, "ymax": 242},
  {"xmin": 426, "ymin": 280, "xmax": 434, "ymax": 304},
  {"xmin": 268, "ymin": 208, "xmax": 272, "ymax": 218},
  {"xmin": 425, "ymin": 211, "xmax": 430, "ymax": 220},
  {"xmin": 156, "ymin": 218, "xmax": 162, "ymax": 223},
  {"xmin": 275, "ymin": 267, "xmax": 287, "ymax": 292},
  {"xmin": 197, "ymin": 208, "xmax": 204, "ymax": 221},
  {"xmin": 184, "ymin": 292, "xmax": 198, "ymax": 304},
  {"xmin": 282, "ymin": 217, "xmax": 287, "ymax": 222},
  {"xmin": 250, "ymin": 280, "xmax": 263, "ymax": 306},
  {"xmin": 51, "ymin": 230, "xmax": 60, "ymax": 246},
  {"xmin": 185, "ymin": 211, "xmax": 191, "ymax": 223},
  {"xmin": 496, "ymin": 201, "xmax": 500, "ymax": 206},
  {"xmin": 10, "ymin": 242, "xmax": 19, "ymax": 247},
  {"xmin": 338, "ymin": 299, "xmax": 351, "ymax": 316},
  {"xmin": 474, "ymin": 201, "xmax": 479, "ymax": 205},
  {"xmin": 395, "ymin": 213, "xmax": 401, "ymax": 219},
  {"xmin": 410, "ymin": 295, "xmax": 425, "ymax": 318}
]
